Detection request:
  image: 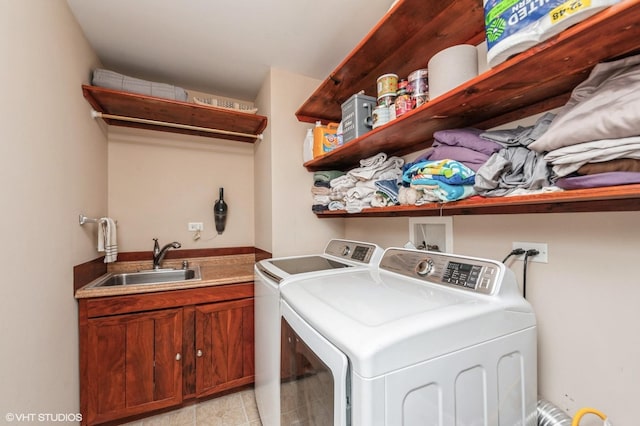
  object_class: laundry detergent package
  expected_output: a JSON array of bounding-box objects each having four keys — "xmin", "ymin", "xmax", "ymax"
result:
[
  {"xmin": 484, "ymin": 0, "xmax": 620, "ymax": 67},
  {"xmin": 313, "ymin": 122, "xmax": 340, "ymax": 158}
]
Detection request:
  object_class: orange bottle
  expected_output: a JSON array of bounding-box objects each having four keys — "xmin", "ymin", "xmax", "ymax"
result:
[{"xmin": 313, "ymin": 121, "xmax": 340, "ymax": 158}]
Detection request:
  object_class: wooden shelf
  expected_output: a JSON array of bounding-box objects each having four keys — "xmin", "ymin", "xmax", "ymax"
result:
[
  {"xmin": 82, "ymin": 85, "xmax": 268, "ymax": 143},
  {"xmin": 315, "ymin": 185, "xmax": 640, "ymax": 217},
  {"xmin": 298, "ymin": 0, "xmax": 640, "ymax": 217},
  {"xmin": 299, "ymin": 0, "xmax": 640, "ymax": 172}
]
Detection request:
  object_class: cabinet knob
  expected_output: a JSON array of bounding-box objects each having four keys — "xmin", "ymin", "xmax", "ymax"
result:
[
  {"xmin": 175, "ymin": 353, "xmax": 181, "ymax": 361},
  {"xmin": 196, "ymin": 349, "xmax": 203, "ymax": 357}
]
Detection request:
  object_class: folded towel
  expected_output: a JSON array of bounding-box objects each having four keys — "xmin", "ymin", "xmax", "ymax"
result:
[
  {"xmin": 313, "ymin": 170, "xmax": 346, "ymax": 183},
  {"xmin": 412, "ymin": 182, "xmax": 476, "ymax": 202},
  {"xmin": 330, "ymin": 174, "xmax": 357, "ymax": 191},
  {"xmin": 98, "ymin": 217, "xmax": 118, "ymax": 263},
  {"xmin": 349, "ymin": 155, "xmax": 404, "ymax": 181},
  {"xmin": 403, "ymin": 159, "xmax": 476, "ymax": 185},
  {"xmin": 328, "ymin": 200, "xmax": 345, "ymax": 211},
  {"xmin": 375, "ymin": 179, "xmax": 400, "ymax": 205},
  {"xmin": 311, "ymin": 186, "xmax": 330, "ymax": 195},
  {"xmin": 313, "ymin": 195, "xmax": 331, "ymax": 205}
]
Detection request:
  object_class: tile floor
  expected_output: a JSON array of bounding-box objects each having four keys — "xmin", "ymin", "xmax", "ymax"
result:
[{"xmin": 122, "ymin": 388, "xmax": 262, "ymax": 426}]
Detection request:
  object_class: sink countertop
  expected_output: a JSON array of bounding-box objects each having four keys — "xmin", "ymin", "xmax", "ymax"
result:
[{"xmin": 75, "ymin": 253, "xmax": 255, "ymax": 299}]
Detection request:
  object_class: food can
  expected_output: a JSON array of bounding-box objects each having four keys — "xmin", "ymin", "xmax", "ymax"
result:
[
  {"xmin": 377, "ymin": 73, "xmax": 398, "ymax": 97},
  {"xmin": 412, "ymin": 94, "xmax": 429, "ymax": 108},
  {"xmin": 408, "ymin": 68, "xmax": 429, "ymax": 107},
  {"xmin": 372, "ymin": 105, "xmax": 390, "ymax": 129},
  {"xmin": 377, "ymin": 93, "xmax": 396, "ymax": 107},
  {"xmin": 395, "ymin": 88, "xmax": 413, "ymax": 118}
]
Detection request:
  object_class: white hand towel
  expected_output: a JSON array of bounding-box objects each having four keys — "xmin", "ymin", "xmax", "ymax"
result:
[{"xmin": 98, "ymin": 217, "xmax": 118, "ymax": 263}]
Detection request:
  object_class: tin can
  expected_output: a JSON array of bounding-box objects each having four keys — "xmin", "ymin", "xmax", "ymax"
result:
[
  {"xmin": 377, "ymin": 73, "xmax": 398, "ymax": 98},
  {"xmin": 398, "ymin": 78, "xmax": 409, "ymax": 93},
  {"xmin": 377, "ymin": 93, "xmax": 396, "ymax": 107},
  {"xmin": 394, "ymin": 88, "xmax": 413, "ymax": 118},
  {"xmin": 372, "ymin": 105, "xmax": 390, "ymax": 129},
  {"xmin": 408, "ymin": 68, "xmax": 429, "ymax": 107}
]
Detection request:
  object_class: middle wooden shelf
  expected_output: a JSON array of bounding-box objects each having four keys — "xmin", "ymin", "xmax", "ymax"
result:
[{"xmin": 313, "ymin": 184, "xmax": 640, "ymax": 217}]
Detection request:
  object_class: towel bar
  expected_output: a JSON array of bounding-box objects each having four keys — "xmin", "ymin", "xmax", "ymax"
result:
[
  {"xmin": 79, "ymin": 214, "xmax": 100, "ymax": 225},
  {"xmin": 91, "ymin": 110, "xmax": 264, "ymax": 140},
  {"xmin": 79, "ymin": 214, "xmax": 117, "ymax": 225}
]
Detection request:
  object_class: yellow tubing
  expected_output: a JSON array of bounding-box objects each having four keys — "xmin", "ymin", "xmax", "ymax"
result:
[{"xmin": 572, "ymin": 407, "xmax": 607, "ymax": 426}]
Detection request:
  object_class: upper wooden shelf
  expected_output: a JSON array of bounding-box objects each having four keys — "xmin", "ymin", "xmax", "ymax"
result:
[
  {"xmin": 298, "ymin": 0, "xmax": 640, "ymax": 172},
  {"xmin": 82, "ymin": 85, "xmax": 268, "ymax": 143}
]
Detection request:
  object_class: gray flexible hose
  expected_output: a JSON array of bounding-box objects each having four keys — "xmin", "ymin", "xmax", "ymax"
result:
[{"xmin": 538, "ymin": 399, "xmax": 572, "ymax": 426}]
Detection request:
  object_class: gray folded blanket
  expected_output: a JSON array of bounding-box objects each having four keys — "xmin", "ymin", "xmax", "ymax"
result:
[{"xmin": 92, "ymin": 69, "xmax": 188, "ymax": 101}]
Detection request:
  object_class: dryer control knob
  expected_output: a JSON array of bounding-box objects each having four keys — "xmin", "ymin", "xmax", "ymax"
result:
[
  {"xmin": 416, "ymin": 258, "xmax": 434, "ymax": 276},
  {"xmin": 342, "ymin": 246, "xmax": 351, "ymax": 257}
]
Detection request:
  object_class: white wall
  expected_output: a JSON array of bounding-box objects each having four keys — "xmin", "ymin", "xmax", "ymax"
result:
[
  {"xmin": 0, "ymin": 0, "xmax": 105, "ymax": 418},
  {"xmin": 455, "ymin": 212, "xmax": 640, "ymax": 426},
  {"xmin": 107, "ymin": 127, "xmax": 255, "ymax": 251},
  {"xmin": 346, "ymin": 210, "xmax": 640, "ymax": 425},
  {"xmin": 254, "ymin": 71, "xmax": 274, "ymax": 253},
  {"xmin": 255, "ymin": 68, "xmax": 344, "ymax": 257}
]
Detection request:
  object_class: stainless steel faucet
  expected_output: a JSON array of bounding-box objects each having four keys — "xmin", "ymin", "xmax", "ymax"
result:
[{"xmin": 152, "ymin": 238, "xmax": 181, "ymax": 269}]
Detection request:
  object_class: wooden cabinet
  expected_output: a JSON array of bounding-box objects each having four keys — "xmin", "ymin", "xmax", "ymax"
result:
[
  {"xmin": 85, "ymin": 309, "xmax": 183, "ymax": 425},
  {"xmin": 79, "ymin": 283, "xmax": 254, "ymax": 425},
  {"xmin": 298, "ymin": 0, "xmax": 640, "ymax": 217},
  {"xmin": 195, "ymin": 299, "xmax": 255, "ymax": 397}
]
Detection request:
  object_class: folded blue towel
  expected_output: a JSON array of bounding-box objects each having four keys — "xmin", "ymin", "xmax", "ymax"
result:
[{"xmin": 374, "ymin": 179, "xmax": 400, "ymax": 204}]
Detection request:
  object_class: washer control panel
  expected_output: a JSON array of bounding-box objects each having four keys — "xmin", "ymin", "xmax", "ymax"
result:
[
  {"xmin": 380, "ymin": 248, "xmax": 501, "ymax": 295},
  {"xmin": 324, "ymin": 239, "xmax": 379, "ymax": 264}
]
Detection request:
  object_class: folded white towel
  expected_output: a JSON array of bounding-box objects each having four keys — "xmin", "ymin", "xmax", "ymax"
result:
[
  {"xmin": 348, "ymin": 155, "xmax": 404, "ymax": 181},
  {"xmin": 98, "ymin": 217, "xmax": 118, "ymax": 263}
]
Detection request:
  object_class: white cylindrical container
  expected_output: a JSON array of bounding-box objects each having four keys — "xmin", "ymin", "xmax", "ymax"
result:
[
  {"xmin": 303, "ymin": 128, "xmax": 314, "ymax": 163},
  {"xmin": 428, "ymin": 44, "xmax": 479, "ymax": 99}
]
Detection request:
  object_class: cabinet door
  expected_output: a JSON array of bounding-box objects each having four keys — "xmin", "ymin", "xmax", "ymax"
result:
[
  {"xmin": 195, "ymin": 298, "xmax": 254, "ymax": 397},
  {"xmin": 86, "ymin": 308, "xmax": 182, "ymax": 424}
]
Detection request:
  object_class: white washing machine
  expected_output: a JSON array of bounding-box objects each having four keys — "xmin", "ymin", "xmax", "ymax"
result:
[
  {"xmin": 254, "ymin": 239, "xmax": 383, "ymax": 426},
  {"xmin": 279, "ymin": 247, "xmax": 538, "ymax": 426}
]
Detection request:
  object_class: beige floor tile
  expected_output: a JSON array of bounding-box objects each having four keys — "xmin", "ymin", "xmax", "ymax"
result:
[
  {"xmin": 240, "ymin": 389, "xmax": 261, "ymax": 423},
  {"xmin": 196, "ymin": 392, "xmax": 248, "ymax": 426},
  {"xmin": 141, "ymin": 405, "xmax": 195, "ymax": 426},
  {"xmin": 120, "ymin": 388, "xmax": 262, "ymax": 426}
]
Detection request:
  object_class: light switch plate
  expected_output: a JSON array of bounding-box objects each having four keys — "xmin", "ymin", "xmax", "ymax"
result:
[{"xmin": 188, "ymin": 222, "xmax": 204, "ymax": 231}]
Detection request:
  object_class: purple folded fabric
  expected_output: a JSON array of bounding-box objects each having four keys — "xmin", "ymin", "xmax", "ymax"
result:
[
  {"xmin": 419, "ymin": 145, "xmax": 490, "ymax": 171},
  {"xmin": 555, "ymin": 172, "xmax": 640, "ymax": 189},
  {"xmin": 433, "ymin": 128, "xmax": 503, "ymax": 156}
]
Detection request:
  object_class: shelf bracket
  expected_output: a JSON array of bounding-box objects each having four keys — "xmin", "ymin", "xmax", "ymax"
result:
[{"xmin": 90, "ymin": 110, "xmax": 263, "ymax": 140}]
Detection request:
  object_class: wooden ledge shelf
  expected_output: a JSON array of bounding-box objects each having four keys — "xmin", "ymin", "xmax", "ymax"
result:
[
  {"xmin": 82, "ymin": 85, "xmax": 268, "ymax": 143},
  {"xmin": 315, "ymin": 185, "xmax": 640, "ymax": 217}
]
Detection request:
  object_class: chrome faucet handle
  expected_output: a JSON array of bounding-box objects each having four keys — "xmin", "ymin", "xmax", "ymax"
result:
[{"xmin": 153, "ymin": 238, "xmax": 160, "ymax": 255}]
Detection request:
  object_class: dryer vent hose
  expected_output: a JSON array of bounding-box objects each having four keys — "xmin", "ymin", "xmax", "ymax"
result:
[{"xmin": 538, "ymin": 399, "xmax": 572, "ymax": 426}]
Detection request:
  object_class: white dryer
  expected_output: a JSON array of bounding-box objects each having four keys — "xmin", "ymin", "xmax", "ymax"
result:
[
  {"xmin": 279, "ymin": 247, "xmax": 538, "ymax": 426},
  {"xmin": 254, "ymin": 239, "xmax": 382, "ymax": 426}
]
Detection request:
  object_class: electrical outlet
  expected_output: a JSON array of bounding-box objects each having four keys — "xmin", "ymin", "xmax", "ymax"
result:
[
  {"xmin": 188, "ymin": 222, "xmax": 204, "ymax": 231},
  {"xmin": 512, "ymin": 242, "xmax": 548, "ymax": 263}
]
